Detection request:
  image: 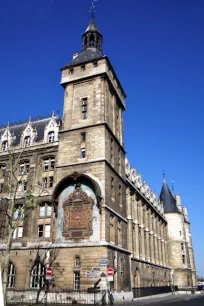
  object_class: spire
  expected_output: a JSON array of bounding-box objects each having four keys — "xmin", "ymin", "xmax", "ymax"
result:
[
  {"xmin": 89, "ymin": 0, "xmax": 97, "ymax": 20},
  {"xmin": 160, "ymin": 180, "xmax": 181, "ymax": 214},
  {"xmin": 83, "ymin": 1, "xmax": 102, "ymax": 53},
  {"xmin": 64, "ymin": 7, "xmax": 103, "ymax": 68}
]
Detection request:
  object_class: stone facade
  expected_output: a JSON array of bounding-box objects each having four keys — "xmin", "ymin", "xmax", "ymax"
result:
[{"xmin": 0, "ymin": 16, "xmax": 196, "ymax": 298}]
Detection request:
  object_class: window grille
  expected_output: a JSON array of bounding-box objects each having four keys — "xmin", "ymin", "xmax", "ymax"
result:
[
  {"xmin": 30, "ymin": 263, "xmax": 45, "ymax": 289},
  {"xmin": 7, "ymin": 263, "xmax": 16, "ymax": 288},
  {"xmin": 74, "ymin": 272, "xmax": 80, "ymax": 290},
  {"xmin": 48, "ymin": 131, "xmax": 55, "ymax": 143}
]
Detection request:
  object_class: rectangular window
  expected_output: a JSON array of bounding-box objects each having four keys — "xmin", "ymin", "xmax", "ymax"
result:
[
  {"xmin": 111, "ymin": 139, "xmax": 114, "ymax": 166},
  {"xmin": 111, "ymin": 177, "xmax": 115, "ymax": 199},
  {"xmin": 18, "ymin": 227, "xmax": 23, "ymax": 238},
  {"xmin": 81, "ymin": 132, "xmax": 86, "ymax": 141},
  {"xmin": 50, "ymin": 159, "xmax": 55, "ymax": 170},
  {"xmin": 38, "ymin": 225, "xmax": 44, "ymax": 238},
  {"xmin": 119, "ymin": 185, "xmax": 122, "ymax": 207},
  {"xmin": 81, "ymin": 149, "xmax": 86, "ymax": 159},
  {"xmin": 93, "ymin": 62, "xmax": 98, "ymax": 68},
  {"xmin": 23, "ymin": 181, "xmax": 27, "ymax": 192},
  {"xmin": 0, "ymin": 183, "xmax": 3, "ymax": 193},
  {"xmin": 74, "ymin": 272, "xmax": 80, "ymax": 290},
  {"xmin": 182, "ymin": 255, "xmax": 185, "ymax": 264},
  {"xmin": 40, "ymin": 205, "xmax": 45, "ymax": 217},
  {"xmin": 81, "ymin": 65, "xmax": 86, "ymax": 71},
  {"xmin": 44, "ymin": 161, "xmax": 49, "ymax": 171},
  {"xmin": 45, "ymin": 225, "xmax": 51, "ymax": 238},
  {"xmin": 69, "ymin": 68, "xmax": 74, "ymax": 75},
  {"xmin": 13, "ymin": 229, "xmax": 17, "ymax": 239},
  {"xmin": 13, "ymin": 205, "xmax": 23, "ymax": 220},
  {"xmin": 42, "ymin": 177, "xmax": 47, "ymax": 189},
  {"xmin": 49, "ymin": 176, "xmax": 54, "ymax": 188},
  {"xmin": 82, "ymin": 98, "xmax": 88, "ymax": 120},
  {"xmin": 118, "ymin": 220, "xmax": 122, "ymax": 246},
  {"xmin": 47, "ymin": 204, "xmax": 52, "ymax": 217},
  {"xmin": 110, "ymin": 215, "xmax": 115, "ymax": 243},
  {"xmin": 181, "ymin": 243, "xmax": 184, "ymax": 251}
]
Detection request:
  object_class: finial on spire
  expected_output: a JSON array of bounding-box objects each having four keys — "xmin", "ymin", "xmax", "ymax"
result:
[
  {"xmin": 172, "ymin": 181, "xmax": 174, "ymax": 194},
  {"xmin": 90, "ymin": 0, "xmax": 97, "ymax": 19},
  {"xmin": 163, "ymin": 171, "xmax": 166, "ymax": 181}
]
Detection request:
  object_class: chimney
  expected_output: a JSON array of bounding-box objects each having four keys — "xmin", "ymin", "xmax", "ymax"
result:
[
  {"xmin": 73, "ymin": 53, "xmax": 79, "ymax": 60},
  {"xmin": 176, "ymin": 195, "xmax": 183, "ymax": 213},
  {"xmin": 183, "ymin": 207, "xmax": 189, "ymax": 221}
]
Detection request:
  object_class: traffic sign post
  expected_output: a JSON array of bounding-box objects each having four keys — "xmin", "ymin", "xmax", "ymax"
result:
[
  {"xmin": 46, "ymin": 267, "xmax": 53, "ymax": 280},
  {"xmin": 107, "ymin": 268, "xmax": 114, "ymax": 283},
  {"xmin": 107, "ymin": 268, "xmax": 114, "ymax": 277}
]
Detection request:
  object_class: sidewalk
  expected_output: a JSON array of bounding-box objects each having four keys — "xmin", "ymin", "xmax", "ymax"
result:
[{"xmin": 130, "ymin": 293, "xmax": 190, "ymax": 305}]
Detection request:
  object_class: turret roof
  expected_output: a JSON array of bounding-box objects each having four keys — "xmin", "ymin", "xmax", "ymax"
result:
[{"xmin": 160, "ymin": 180, "xmax": 181, "ymax": 213}]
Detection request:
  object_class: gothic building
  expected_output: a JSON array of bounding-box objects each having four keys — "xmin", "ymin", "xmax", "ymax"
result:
[{"xmin": 0, "ymin": 16, "xmax": 196, "ymax": 301}]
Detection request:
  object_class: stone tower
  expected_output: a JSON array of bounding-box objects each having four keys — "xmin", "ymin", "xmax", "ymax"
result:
[
  {"xmin": 160, "ymin": 180, "xmax": 196, "ymax": 288},
  {"xmin": 55, "ymin": 17, "xmax": 130, "ymax": 292}
]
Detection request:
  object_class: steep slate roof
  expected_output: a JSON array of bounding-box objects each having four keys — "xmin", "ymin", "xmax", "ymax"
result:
[
  {"xmin": 85, "ymin": 18, "xmax": 101, "ymax": 34},
  {"xmin": 63, "ymin": 18, "xmax": 103, "ymax": 69},
  {"xmin": 66, "ymin": 49, "xmax": 103, "ymax": 68},
  {"xmin": 0, "ymin": 116, "xmax": 61, "ymax": 146},
  {"xmin": 160, "ymin": 180, "xmax": 181, "ymax": 213}
]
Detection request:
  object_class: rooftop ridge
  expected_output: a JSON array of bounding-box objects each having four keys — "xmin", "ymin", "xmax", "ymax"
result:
[{"xmin": 0, "ymin": 114, "xmax": 59, "ymax": 130}]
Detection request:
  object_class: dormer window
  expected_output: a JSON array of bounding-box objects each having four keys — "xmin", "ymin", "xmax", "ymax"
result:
[
  {"xmin": 2, "ymin": 141, "xmax": 8, "ymax": 152},
  {"xmin": 48, "ymin": 131, "xmax": 55, "ymax": 143},
  {"xmin": 24, "ymin": 136, "xmax": 31, "ymax": 147}
]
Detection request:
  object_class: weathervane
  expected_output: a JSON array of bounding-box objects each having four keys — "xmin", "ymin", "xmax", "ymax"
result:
[
  {"xmin": 163, "ymin": 170, "xmax": 166, "ymax": 181},
  {"xmin": 172, "ymin": 181, "xmax": 174, "ymax": 194},
  {"xmin": 90, "ymin": 0, "xmax": 97, "ymax": 19}
]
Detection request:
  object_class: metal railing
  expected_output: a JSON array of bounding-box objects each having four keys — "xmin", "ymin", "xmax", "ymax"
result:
[
  {"xmin": 132, "ymin": 286, "xmax": 178, "ymax": 298},
  {"xmin": 7, "ymin": 289, "xmax": 104, "ymax": 305}
]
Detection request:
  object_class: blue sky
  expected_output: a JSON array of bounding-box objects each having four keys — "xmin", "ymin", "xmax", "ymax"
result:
[{"xmin": 0, "ymin": 0, "xmax": 203, "ymax": 276}]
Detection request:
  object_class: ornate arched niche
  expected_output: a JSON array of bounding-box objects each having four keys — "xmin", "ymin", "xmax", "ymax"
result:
[
  {"xmin": 54, "ymin": 172, "xmax": 102, "ymax": 242},
  {"xmin": 63, "ymin": 183, "xmax": 94, "ymax": 240}
]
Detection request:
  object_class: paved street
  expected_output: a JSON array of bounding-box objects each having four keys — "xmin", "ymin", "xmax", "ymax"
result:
[{"xmin": 124, "ymin": 294, "xmax": 204, "ymax": 306}]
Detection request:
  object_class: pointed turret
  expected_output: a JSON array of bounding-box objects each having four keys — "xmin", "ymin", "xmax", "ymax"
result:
[
  {"xmin": 160, "ymin": 180, "xmax": 181, "ymax": 213},
  {"xmin": 65, "ymin": 18, "xmax": 103, "ymax": 68}
]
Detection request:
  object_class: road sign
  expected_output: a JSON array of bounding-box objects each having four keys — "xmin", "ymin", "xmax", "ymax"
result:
[
  {"xmin": 107, "ymin": 268, "xmax": 114, "ymax": 276},
  {"xmin": 46, "ymin": 267, "xmax": 53, "ymax": 280},
  {"xmin": 100, "ymin": 259, "xmax": 109, "ymax": 266},
  {"xmin": 107, "ymin": 275, "xmax": 113, "ymax": 282}
]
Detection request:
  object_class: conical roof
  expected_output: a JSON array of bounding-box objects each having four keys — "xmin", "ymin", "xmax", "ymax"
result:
[
  {"xmin": 85, "ymin": 18, "xmax": 101, "ymax": 34},
  {"xmin": 160, "ymin": 181, "xmax": 181, "ymax": 213}
]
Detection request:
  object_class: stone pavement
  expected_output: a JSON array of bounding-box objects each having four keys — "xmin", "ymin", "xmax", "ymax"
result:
[{"xmin": 119, "ymin": 292, "xmax": 204, "ymax": 306}]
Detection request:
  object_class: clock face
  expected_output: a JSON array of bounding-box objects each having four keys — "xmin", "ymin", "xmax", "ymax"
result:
[{"xmin": 70, "ymin": 210, "xmax": 86, "ymax": 229}]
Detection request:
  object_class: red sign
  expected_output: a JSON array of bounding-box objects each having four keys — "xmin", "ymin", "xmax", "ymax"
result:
[
  {"xmin": 46, "ymin": 267, "xmax": 52, "ymax": 277},
  {"xmin": 107, "ymin": 268, "xmax": 114, "ymax": 276}
]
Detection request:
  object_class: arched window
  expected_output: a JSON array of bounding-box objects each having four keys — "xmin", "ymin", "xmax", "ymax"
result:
[
  {"xmin": 2, "ymin": 141, "xmax": 8, "ymax": 152},
  {"xmin": 48, "ymin": 131, "xmax": 55, "ymax": 143},
  {"xmin": 7, "ymin": 263, "xmax": 16, "ymax": 288},
  {"xmin": 30, "ymin": 263, "xmax": 45, "ymax": 289},
  {"xmin": 24, "ymin": 136, "xmax": 31, "ymax": 147}
]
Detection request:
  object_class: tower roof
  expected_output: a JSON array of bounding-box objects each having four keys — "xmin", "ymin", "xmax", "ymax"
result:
[
  {"xmin": 85, "ymin": 18, "xmax": 101, "ymax": 34},
  {"xmin": 160, "ymin": 180, "xmax": 181, "ymax": 213},
  {"xmin": 65, "ymin": 18, "xmax": 103, "ymax": 68}
]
